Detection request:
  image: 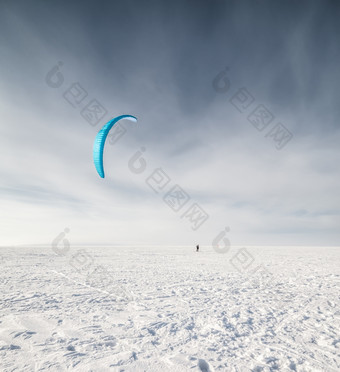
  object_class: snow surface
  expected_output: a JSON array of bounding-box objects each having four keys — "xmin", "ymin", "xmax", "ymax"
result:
[{"xmin": 0, "ymin": 245, "xmax": 339, "ymax": 371}]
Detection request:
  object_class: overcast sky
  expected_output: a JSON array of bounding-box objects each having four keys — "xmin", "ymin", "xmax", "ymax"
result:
[{"xmin": 1, "ymin": 0, "xmax": 339, "ymax": 247}]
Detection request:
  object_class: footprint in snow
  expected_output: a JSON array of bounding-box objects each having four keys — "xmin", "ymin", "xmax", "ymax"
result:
[{"xmin": 198, "ymin": 359, "xmax": 212, "ymax": 372}]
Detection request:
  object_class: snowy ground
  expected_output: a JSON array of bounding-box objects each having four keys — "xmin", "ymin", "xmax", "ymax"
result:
[{"xmin": 0, "ymin": 245, "xmax": 339, "ymax": 372}]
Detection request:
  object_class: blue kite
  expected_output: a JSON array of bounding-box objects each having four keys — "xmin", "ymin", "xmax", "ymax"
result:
[{"xmin": 93, "ymin": 115, "xmax": 137, "ymax": 178}]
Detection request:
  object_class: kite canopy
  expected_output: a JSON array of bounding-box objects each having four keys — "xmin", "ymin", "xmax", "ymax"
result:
[{"xmin": 93, "ymin": 115, "xmax": 137, "ymax": 178}]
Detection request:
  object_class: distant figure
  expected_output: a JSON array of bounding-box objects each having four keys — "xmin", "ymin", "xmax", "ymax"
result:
[{"xmin": 196, "ymin": 244, "xmax": 199, "ymax": 252}]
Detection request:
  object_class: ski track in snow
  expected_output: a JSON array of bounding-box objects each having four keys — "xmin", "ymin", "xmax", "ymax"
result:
[{"xmin": 0, "ymin": 246, "xmax": 339, "ymax": 371}]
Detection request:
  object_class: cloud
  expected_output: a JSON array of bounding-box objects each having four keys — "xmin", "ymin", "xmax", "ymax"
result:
[{"xmin": 0, "ymin": 0, "xmax": 339, "ymax": 246}]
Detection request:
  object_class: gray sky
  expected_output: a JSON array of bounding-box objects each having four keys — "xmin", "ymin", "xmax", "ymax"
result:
[{"xmin": 1, "ymin": 0, "xmax": 340, "ymax": 247}]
